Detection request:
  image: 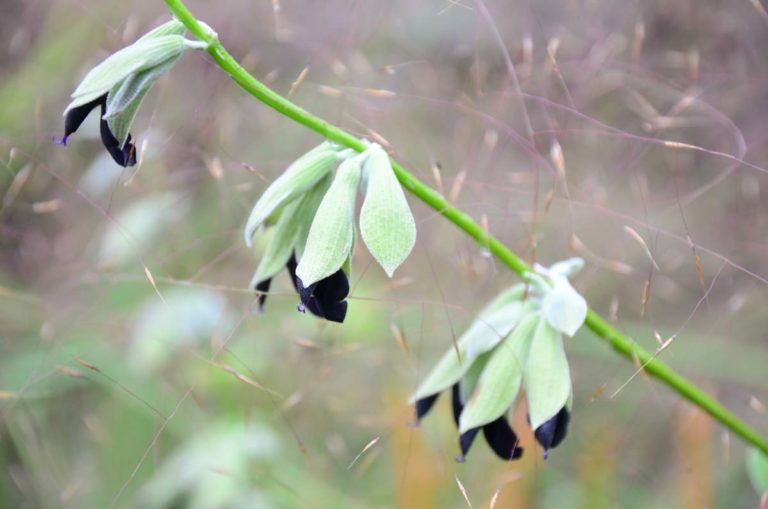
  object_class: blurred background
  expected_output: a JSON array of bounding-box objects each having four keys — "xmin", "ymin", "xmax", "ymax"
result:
[{"xmin": 1, "ymin": 0, "xmax": 768, "ymax": 507}]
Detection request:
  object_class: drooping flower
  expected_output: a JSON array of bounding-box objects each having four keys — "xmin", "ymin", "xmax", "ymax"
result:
[
  {"xmin": 247, "ymin": 142, "xmax": 417, "ymax": 324},
  {"xmin": 60, "ymin": 94, "xmax": 137, "ymax": 167},
  {"xmin": 247, "ymin": 148, "xmax": 349, "ymax": 322},
  {"xmin": 254, "ymin": 252, "xmax": 350, "ymax": 323},
  {"xmin": 412, "ymin": 258, "xmax": 587, "ymax": 460},
  {"xmin": 57, "ymin": 19, "xmax": 208, "ymax": 166}
]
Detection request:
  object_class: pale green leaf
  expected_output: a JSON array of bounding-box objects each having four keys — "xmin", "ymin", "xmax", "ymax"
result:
[
  {"xmin": 459, "ymin": 312, "xmax": 539, "ymax": 432},
  {"xmin": 249, "ymin": 174, "xmax": 332, "ymax": 286},
  {"xmin": 525, "ymin": 315, "xmax": 571, "ymax": 430},
  {"xmin": 244, "ymin": 142, "xmax": 338, "ymax": 246},
  {"xmin": 69, "ymin": 35, "xmax": 186, "ymax": 108},
  {"xmin": 542, "ymin": 279, "xmax": 587, "ymax": 337},
  {"xmin": 295, "ymin": 158, "xmax": 360, "ymax": 286},
  {"xmin": 410, "ymin": 300, "xmax": 531, "ymax": 403},
  {"xmin": 359, "ymin": 145, "xmax": 416, "ymax": 277},
  {"xmin": 747, "ymin": 448, "xmax": 768, "ymax": 494},
  {"xmin": 105, "ymin": 54, "xmax": 181, "ymax": 147}
]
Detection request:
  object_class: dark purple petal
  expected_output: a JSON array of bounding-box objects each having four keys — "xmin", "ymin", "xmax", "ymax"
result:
[
  {"xmin": 254, "ymin": 278, "xmax": 272, "ymax": 312},
  {"xmin": 285, "ymin": 253, "xmax": 300, "ymax": 293},
  {"xmin": 62, "ymin": 95, "xmax": 106, "ymax": 143},
  {"xmin": 534, "ymin": 407, "xmax": 570, "ymax": 456},
  {"xmin": 457, "ymin": 428, "xmax": 480, "ymax": 462},
  {"xmin": 483, "ymin": 417, "xmax": 523, "ymax": 460},
  {"xmin": 98, "ymin": 100, "xmax": 136, "ymax": 167},
  {"xmin": 295, "ymin": 269, "xmax": 349, "ymax": 323},
  {"xmin": 451, "ymin": 383, "xmax": 480, "ymax": 461},
  {"xmin": 415, "ymin": 393, "xmax": 439, "ymax": 421}
]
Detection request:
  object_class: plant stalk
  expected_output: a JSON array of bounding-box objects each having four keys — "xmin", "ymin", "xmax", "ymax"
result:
[{"xmin": 165, "ymin": 0, "xmax": 768, "ymax": 455}]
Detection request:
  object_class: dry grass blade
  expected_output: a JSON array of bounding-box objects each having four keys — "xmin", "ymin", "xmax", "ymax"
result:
[
  {"xmin": 347, "ymin": 436, "xmax": 380, "ymax": 470},
  {"xmin": 455, "ymin": 474, "xmax": 473, "ymax": 508},
  {"xmin": 287, "ymin": 66, "xmax": 310, "ymax": 98},
  {"xmin": 623, "ymin": 226, "xmax": 660, "ymax": 271}
]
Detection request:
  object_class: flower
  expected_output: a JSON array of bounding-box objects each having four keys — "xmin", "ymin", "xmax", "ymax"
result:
[
  {"xmin": 57, "ymin": 20, "xmax": 207, "ymax": 167},
  {"xmin": 255, "ymin": 252, "xmax": 349, "ymax": 323},
  {"xmin": 415, "ymin": 384, "xmax": 523, "ymax": 462},
  {"xmin": 411, "ymin": 258, "xmax": 587, "ymax": 460},
  {"xmin": 247, "ymin": 142, "xmax": 416, "ymax": 324},
  {"xmin": 58, "ymin": 94, "xmax": 137, "ymax": 167},
  {"xmin": 533, "ymin": 406, "xmax": 570, "ymax": 458}
]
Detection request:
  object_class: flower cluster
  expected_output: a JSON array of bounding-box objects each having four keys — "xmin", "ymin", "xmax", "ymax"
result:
[
  {"xmin": 412, "ymin": 258, "xmax": 587, "ymax": 461},
  {"xmin": 246, "ymin": 143, "xmax": 416, "ymax": 323},
  {"xmin": 57, "ymin": 19, "xmax": 210, "ymax": 166}
]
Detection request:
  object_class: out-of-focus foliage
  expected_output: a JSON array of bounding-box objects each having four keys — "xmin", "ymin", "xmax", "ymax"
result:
[{"xmin": 1, "ymin": 0, "xmax": 767, "ymax": 508}]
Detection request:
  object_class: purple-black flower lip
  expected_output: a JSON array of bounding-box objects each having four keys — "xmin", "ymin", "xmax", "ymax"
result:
[
  {"xmin": 57, "ymin": 94, "xmax": 137, "ymax": 167},
  {"xmin": 413, "ymin": 384, "xmax": 524, "ymax": 462},
  {"xmin": 253, "ymin": 252, "xmax": 349, "ymax": 323},
  {"xmin": 533, "ymin": 406, "xmax": 570, "ymax": 458}
]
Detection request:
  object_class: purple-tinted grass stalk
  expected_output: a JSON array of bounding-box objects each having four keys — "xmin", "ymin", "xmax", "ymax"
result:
[{"xmin": 165, "ymin": 0, "xmax": 768, "ymax": 455}]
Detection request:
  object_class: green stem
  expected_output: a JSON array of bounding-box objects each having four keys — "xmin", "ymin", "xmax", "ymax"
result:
[{"xmin": 166, "ymin": 0, "xmax": 768, "ymax": 455}]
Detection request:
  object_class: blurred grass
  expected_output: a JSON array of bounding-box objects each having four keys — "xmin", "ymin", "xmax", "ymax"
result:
[{"xmin": 1, "ymin": 0, "xmax": 768, "ymax": 507}]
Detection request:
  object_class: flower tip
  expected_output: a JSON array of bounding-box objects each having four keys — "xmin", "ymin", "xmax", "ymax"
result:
[
  {"xmin": 297, "ymin": 302, "xmax": 306, "ymax": 314},
  {"xmin": 543, "ymin": 449, "xmax": 549, "ymax": 460},
  {"xmin": 455, "ymin": 454, "xmax": 467, "ymax": 464},
  {"xmin": 52, "ymin": 135, "xmax": 68, "ymax": 146}
]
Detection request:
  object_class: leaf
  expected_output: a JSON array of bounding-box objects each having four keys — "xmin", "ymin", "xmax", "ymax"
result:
[
  {"xmin": 459, "ymin": 313, "xmax": 538, "ymax": 432},
  {"xmin": 295, "ymin": 158, "xmax": 360, "ymax": 286},
  {"xmin": 249, "ymin": 174, "xmax": 332, "ymax": 286},
  {"xmin": 68, "ymin": 35, "xmax": 186, "ymax": 109},
  {"xmin": 525, "ymin": 315, "xmax": 571, "ymax": 430},
  {"xmin": 409, "ymin": 300, "xmax": 531, "ymax": 403},
  {"xmin": 359, "ymin": 145, "xmax": 416, "ymax": 277},
  {"xmin": 244, "ymin": 142, "xmax": 338, "ymax": 246},
  {"xmin": 747, "ymin": 448, "xmax": 768, "ymax": 494},
  {"xmin": 104, "ymin": 53, "xmax": 182, "ymax": 148},
  {"xmin": 542, "ymin": 279, "xmax": 587, "ymax": 337}
]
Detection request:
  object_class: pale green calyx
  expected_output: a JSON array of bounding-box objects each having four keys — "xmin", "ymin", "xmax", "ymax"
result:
[
  {"xmin": 412, "ymin": 257, "xmax": 586, "ymax": 453},
  {"xmin": 67, "ymin": 18, "xmax": 199, "ymax": 112},
  {"xmin": 458, "ymin": 312, "xmax": 539, "ymax": 432},
  {"xmin": 524, "ymin": 315, "xmax": 571, "ymax": 430},
  {"xmin": 359, "ymin": 144, "xmax": 416, "ymax": 277},
  {"xmin": 533, "ymin": 257, "xmax": 587, "ymax": 337},
  {"xmin": 295, "ymin": 158, "xmax": 361, "ymax": 286},
  {"xmin": 249, "ymin": 174, "xmax": 332, "ymax": 287},
  {"xmin": 409, "ymin": 285, "xmax": 530, "ymax": 403},
  {"xmin": 244, "ymin": 142, "xmax": 343, "ymax": 246},
  {"xmin": 64, "ymin": 19, "xmax": 210, "ymax": 148}
]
